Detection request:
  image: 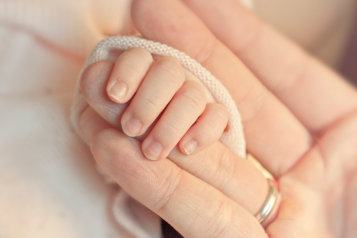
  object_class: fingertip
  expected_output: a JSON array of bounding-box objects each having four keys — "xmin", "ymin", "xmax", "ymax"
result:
[
  {"xmin": 142, "ymin": 139, "xmax": 165, "ymax": 161},
  {"xmin": 121, "ymin": 116, "xmax": 143, "ymax": 137},
  {"xmin": 107, "ymin": 80, "xmax": 129, "ymax": 103},
  {"xmin": 180, "ymin": 139, "xmax": 198, "ymax": 155}
]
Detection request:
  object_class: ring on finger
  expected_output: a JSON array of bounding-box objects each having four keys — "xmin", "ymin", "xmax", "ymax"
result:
[{"xmin": 255, "ymin": 178, "xmax": 280, "ymax": 224}]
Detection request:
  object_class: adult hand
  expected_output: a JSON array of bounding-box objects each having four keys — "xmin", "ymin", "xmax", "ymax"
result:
[{"xmin": 79, "ymin": 0, "xmax": 357, "ymax": 237}]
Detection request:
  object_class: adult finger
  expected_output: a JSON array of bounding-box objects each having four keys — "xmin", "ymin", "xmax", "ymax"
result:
[
  {"xmin": 182, "ymin": 0, "xmax": 357, "ymax": 134},
  {"xmin": 81, "ymin": 60, "xmax": 270, "ymax": 215},
  {"xmin": 131, "ymin": 0, "xmax": 312, "ymax": 177},
  {"xmin": 168, "ymin": 142, "xmax": 269, "ymax": 215},
  {"xmin": 91, "ymin": 128, "xmax": 268, "ymax": 238}
]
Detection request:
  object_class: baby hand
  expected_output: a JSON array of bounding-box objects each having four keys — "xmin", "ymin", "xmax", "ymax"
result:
[{"xmin": 106, "ymin": 48, "xmax": 228, "ymax": 160}]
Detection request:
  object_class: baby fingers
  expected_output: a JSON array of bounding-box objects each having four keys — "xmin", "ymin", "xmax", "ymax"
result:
[
  {"xmin": 107, "ymin": 47, "xmax": 154, "ymax": 103},
  {"xmin": 106, "ymin": 48, "xmax": 227, "ymax": 161},
  {"xmin": 179, "ymin": 103, "xmax": 228, "ymax": 155},
  {"xmin": 142, "ymin": 81, "xmax": 207, "ymax": 161},
  {"xmin": 120, "ymin": 56, "xmax": 185, "ymax": 137}
]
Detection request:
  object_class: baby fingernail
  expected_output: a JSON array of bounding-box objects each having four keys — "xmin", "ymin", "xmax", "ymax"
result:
[
  {"xmin": 143, "ymin": 141, "xmax": 163, "ymax": 161},
  {"xmin": 108, "ymin": 81, "xmax": 128, "ymax": 103},
  {"xmin": 123, "ymin": 118, "xmax": 142, "ymax": 137},
  {"xmin": 183, "ymin": 140, "xmax": 198, "ymax": 155}
]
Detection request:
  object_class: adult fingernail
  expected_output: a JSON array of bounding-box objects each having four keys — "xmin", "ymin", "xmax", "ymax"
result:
[
  {"xmin": 108, "ymin": 81, "xmax": 128, "ymax": 103},
  {"xmin": 122, "ymin": 117, "xmax": 142, "ymax": 137},
  {"xmin": 183, "ymin": 140, "xmax": 198, "ymax": 155},
  {"xmin": 143, "ymin": 141, "xmax": 163, "ymax": 161}
]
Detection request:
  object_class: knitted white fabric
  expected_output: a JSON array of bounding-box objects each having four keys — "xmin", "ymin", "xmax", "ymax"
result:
[{"xmin": 71, "ymin": 36, "xmax": 246, "ymax": 158}]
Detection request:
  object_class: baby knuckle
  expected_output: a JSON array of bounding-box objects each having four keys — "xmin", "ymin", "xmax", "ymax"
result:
[
  {"xmin": 161, "ymin": 119, "xmax": 181, "ymax": 134},
  {"xmin": 134, "ymin": 97, "xmax": 161, "ymax": 119},
  {"xmin": 197, "ymin": 123, "xmax": 219, "ymax": 145},
  {"xmin": 141, "ymin": 95, "xmax": 160, "ymax": 109},
  {"xmin": 180, "ymin": 86, "xmax": 205, "ymax": 110},
  {"xmin": 204, "ymin": 123, "xmax": 219, "ymax": 140},
  {"xmin": 156, "ymin": 57, "xmax": 184, "ymax": 82},
  {"xmin": 125, "ymin": 47, "xmax": 153, "ymax": 63},
  {"xmin": 213, "ymin": 105, "xmax": 229, "ymax": 123}
]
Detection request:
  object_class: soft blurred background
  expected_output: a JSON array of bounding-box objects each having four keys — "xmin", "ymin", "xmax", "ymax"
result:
[{"xmin": 0, "ymin": 0, "xmax": 356, "ymax": 237}]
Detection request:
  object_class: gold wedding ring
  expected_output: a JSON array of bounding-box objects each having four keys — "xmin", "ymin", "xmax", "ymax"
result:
[{"xmin": 255, "ymin": 179, "xmax": 279, "ymax": 224}]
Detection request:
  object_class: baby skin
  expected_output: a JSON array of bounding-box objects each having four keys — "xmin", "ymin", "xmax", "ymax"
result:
[{"xmin": 106, "ymin": 47, "xmax": 228, "ymax": 161}]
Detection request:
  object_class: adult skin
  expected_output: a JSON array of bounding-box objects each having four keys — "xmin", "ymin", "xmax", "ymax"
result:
[{"xmin": 79, "ymin": 0, "xmax": 357, "ymax": 237}]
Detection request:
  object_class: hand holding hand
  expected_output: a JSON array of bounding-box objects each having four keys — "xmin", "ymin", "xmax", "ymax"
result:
[
  {"xmin": 105, "ymin": 47, "xmax": 228, "ymax": 160},
  {"xmin": 79, "ymin": 0, "xmax": 357, "ymax": 237}
]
